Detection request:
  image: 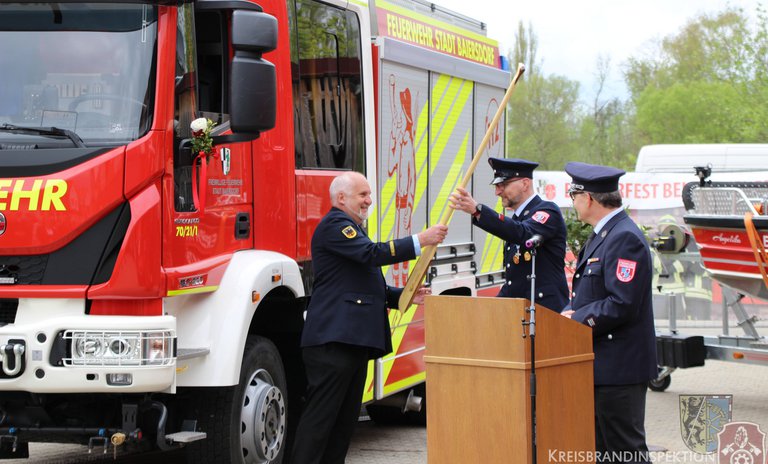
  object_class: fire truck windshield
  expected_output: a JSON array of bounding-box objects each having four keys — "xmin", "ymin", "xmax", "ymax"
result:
[{"xmin": 0, "ymin": 3, "xmax": 157, "ymax": 147}]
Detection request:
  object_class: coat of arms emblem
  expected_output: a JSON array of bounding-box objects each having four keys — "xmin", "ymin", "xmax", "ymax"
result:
[
  {"xmin": 717, "ymin": 421, "xmax": 766, "ymax": 464},
  {"xmin": 679, "ymin": 395, "xmax": 733, "ymax": 454}
]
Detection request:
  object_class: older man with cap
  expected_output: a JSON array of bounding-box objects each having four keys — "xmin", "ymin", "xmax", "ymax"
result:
[
  {"xmin": 561, "ymin": 162, "xmax": 657, "ymax": 464},
  {"xmin": 449, "ymin": 157, "xmax": 568, "ymax": 311}
]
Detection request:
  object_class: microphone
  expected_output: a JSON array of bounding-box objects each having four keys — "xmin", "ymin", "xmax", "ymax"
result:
[{"xmin": 525, "ymin": 234, "xmax": 543, "ymax": 248}]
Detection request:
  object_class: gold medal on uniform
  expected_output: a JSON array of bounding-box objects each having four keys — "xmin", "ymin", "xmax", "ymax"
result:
[
  {"xmin": 513, "ymin": 253, "xmax": 520, "ymax": 264},
  {"xmin": 524, "ymin": 251, "xmax": 531, "ymax": 262}
]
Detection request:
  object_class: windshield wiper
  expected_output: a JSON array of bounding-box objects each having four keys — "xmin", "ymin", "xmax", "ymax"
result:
[{"xmin": 0, "ymin": 123, "xmax": 86, "ymax": 148}]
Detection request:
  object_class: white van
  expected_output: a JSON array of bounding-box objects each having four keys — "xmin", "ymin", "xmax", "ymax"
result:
[{"xmin": 635, "ymin": 143, "xmax": 768, "ymax": 173}]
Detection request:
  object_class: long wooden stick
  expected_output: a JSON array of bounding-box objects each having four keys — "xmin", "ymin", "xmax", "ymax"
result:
[{"xmin": 398, "ymin": 63, "xmax": 526, "ymax": 310}]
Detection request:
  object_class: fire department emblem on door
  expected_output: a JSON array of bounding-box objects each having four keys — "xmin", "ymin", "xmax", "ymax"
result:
[{"xmin": 0, "ymin": 212, "xmax": 6, "ymax": 236}]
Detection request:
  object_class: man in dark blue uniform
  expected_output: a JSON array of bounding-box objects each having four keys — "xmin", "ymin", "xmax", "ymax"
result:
[
  {"xmin": 449, "ymin": 157, "xmax": 568, "ymax": 311},
  {"xmin": 291, "ymin": 171, "xmax": 447, "ymax": 464},
  {"xmin": 561, "ymin": 162, "xmax": 657, "ymax": 463}
]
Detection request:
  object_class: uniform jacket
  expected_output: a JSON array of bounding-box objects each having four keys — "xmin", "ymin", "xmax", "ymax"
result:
[
  {"xmin": 301, "ymin": 207, "xmax": 417, "ymax": 359},
  {"xmin": 569, "ymin": 210, "xmax": 657, "ymax": 385},
  {"xmin": 473, "ymin": 195, "xmax": 568, "ymax": 312}
]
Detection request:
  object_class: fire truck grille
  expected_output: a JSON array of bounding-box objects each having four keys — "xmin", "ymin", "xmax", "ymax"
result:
[
  {"xmin": 0, "ymin": 255, "xmax": 48, "ymax": 285},
  {"xmin": 0, "ymin": 299, "xmax": 18, "ymax": 325}
]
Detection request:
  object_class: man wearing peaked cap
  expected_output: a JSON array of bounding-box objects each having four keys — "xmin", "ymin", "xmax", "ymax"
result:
[
  {"xmin": 561, "ymin": 161, "xmax": 657, "ymax": 463},
  {"xmin": 449, "ymin": 157, "xmax": 568, "ymax": 312}
]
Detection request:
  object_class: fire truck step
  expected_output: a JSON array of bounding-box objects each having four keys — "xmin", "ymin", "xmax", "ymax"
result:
[
  {"xmin": 165, "ymin": 431, "xmax": 207, "ymax": 443},
  {"xmin": 176, "ymin": 348, "xmax": 210, "ymax": 360}
]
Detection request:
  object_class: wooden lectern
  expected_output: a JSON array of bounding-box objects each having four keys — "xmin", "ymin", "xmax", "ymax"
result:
[{"xmin": 424, "ymin": 295, "xmax": 595, "ymax": 463}]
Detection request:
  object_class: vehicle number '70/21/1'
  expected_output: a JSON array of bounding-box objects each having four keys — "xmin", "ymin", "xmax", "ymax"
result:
[{"xmin": 176, "ymin": 225, "xmax": 198, "ymax": 237}]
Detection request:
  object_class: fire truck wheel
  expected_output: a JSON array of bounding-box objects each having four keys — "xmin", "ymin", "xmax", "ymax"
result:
[{"xmin": 186, "ymin": 335, "xmax": 287, "ymax": 464}]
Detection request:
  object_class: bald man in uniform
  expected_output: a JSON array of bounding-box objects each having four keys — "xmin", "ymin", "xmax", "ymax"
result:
[{"xmin": 291, "ymin": 171, "xmax": 447, "ymax": 464}]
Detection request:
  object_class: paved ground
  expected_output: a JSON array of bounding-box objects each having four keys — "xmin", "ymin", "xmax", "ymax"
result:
[{"xmin": 9, "ymin": 322, "xmax": 768, "ymax": 463}]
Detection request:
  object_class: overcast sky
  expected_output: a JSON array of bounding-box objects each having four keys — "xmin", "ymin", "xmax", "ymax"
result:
[{"xmin": 433, "ymin": 0, "xmax": 763, "ymax": 101}]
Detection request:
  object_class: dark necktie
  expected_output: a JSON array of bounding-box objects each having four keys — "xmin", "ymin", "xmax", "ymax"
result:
[
  {"xmin": 584, "ymin": 231, "xmax": 596, "ymax": 250},
  {"xmin": 579, "ymin": 231, "xmax": 596, "ymax": 262}
]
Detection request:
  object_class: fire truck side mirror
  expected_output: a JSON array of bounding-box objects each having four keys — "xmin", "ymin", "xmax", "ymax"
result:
[{"xmin": 230, "ymin": 10, "xmax": 277, "ymax": 134}]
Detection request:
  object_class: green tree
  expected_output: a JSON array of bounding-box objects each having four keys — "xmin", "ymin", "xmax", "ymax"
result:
[
  {"xmin": 635, "ymin": 81, "xmax": 755, "ymax": 142},
  {"xmin": 625, "ymin": 5, "xmax": 768, "ymax": 144},
  {"xmin": 506, "ymin": 21, "xmax": 581, "ymax": 170},
  {"xmin": 577, "ymin": 55, "xmax": 637, "ymax": 170}
]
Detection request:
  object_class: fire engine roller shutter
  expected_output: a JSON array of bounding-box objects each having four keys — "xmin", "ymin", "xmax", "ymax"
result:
[
  {"xmin": 427, "ymin": 71, "xmax": 473, "ymax": 245},
  {"xmin": 472, "ymin": 83, "xmax": 507, "ymax": 276},
  {"xmin": 377, "ymin": 61, "xmax": 429, "ymax": 287},
  {"xmin": 365, "ymin": 38, "xmax": 511, "ymax": 402},
  {"xmin": 373, "ymin": 62, "xmax": 432, "ymax": 400}
]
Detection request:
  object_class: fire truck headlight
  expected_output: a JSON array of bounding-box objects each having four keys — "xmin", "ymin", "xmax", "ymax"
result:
[
  {"xmin": 64, "ymin": 330, "xmax": 175, "ymax": 367},
  {"xmin": 73, "ymin": 336, "xmax": 105, "ymax": 359}
]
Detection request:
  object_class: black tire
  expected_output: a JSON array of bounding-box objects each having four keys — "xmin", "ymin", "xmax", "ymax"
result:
[
  {"xmin": 649, "ymin": 374, "xmax": 671, "ymax": 392},
  {"xmin": 186, "ymin": 335, "xmax": 288, "ymax": 463}
]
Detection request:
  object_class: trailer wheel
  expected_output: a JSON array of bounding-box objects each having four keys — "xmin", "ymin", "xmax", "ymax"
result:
[
  {"xmin": 187, "ymin": 335, "xmax": 287, "ymax": 464},
  {"xmin": 649, "ymin": 373, "xmax": 671, "ymax": 392}
]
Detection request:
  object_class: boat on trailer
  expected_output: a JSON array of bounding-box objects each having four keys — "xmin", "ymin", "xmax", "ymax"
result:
[
  {"xmin": 682, "ymin": 171, "xmax": 768, "ymax": 301},
  {"xmin": 657, "ymin": 166, "xmax": 768, "ymax": 374}
]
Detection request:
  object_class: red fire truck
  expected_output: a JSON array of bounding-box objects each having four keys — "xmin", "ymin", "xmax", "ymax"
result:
[{"xmin": 0, "ymin": 0, "xmax": 509, "ymax": 461}]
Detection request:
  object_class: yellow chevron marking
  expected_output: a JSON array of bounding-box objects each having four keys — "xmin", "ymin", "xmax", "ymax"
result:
[
  {"xmin": 382, "ymin": 371, "xmax": 426, "ymax": 397},
  {"xmin": 378, "ymin": 175, "xmax": 396, "ymax": 240},
  {"xmin": 481, "ymin": 236, "xmax": 504, "ymax": 272},
  {"xmin": 431, "ymin": 131, "xmax": 469, "ymax": 225},
  {"xmin": 362, "ymin": 307, "xmax": 423, "ymax": 400},
  {"xmin": 167, "ymin": 286, "xmax": 218, "ymax": 296},
  {"xmin": 363, "ymin": 360, "xmax": 376, "ymax": 403},
  {"xmin": 480, "ymin": 198, "xmax": 506, "ymax": 272},
  {"xmin": 379, "ymin": 86, "xmax": 430, "ymax": 279},
  {"xmin": 429, "ymin": 77, "xmax": 473, "ymax": 176},
  {"xmin": 412, "ymin": 108, "xmax": 430, "ymax": 215},
  {"xmin": 368, "ymin": 74, "xmax": 480, "ymax": 397},
  {"xmin": 379, "ymin": 306, "xmax": 420, "ymax": 388}
]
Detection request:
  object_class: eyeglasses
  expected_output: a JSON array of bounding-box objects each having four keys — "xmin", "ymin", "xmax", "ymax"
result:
[
  {"xmin": 496, "ymin": 178, "xmax": 524, "ymax": 189},
  {"xmin": 568, "ymin": 191, "xmax": 587, "ymax": 201}
]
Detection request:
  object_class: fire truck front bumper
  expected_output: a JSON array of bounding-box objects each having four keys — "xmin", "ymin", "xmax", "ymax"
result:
[{"xmin": 0, "ymin": 313, "xmax": 176, "ymax": 393}]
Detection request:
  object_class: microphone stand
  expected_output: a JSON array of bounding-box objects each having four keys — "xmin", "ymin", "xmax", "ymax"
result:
[{"xmin": 521, "ymin": 246, "xmax": 538, "ymax": 464}]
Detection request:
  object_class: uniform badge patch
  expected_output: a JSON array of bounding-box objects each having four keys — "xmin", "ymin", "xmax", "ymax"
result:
[
  {"xmin": 616, "ymin": 259, "xmax": 637, "ymax": 282},
  {"xmin": 498, "ymin": 213, "xmax": 505, "ymax": 221},
  {"xmin": 531, "ymin": 211, "xmax": 550, "ymax": 224},
  {"xmin": 341, "ymin": 226, "xmax": 357, "ymax": 239}
]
